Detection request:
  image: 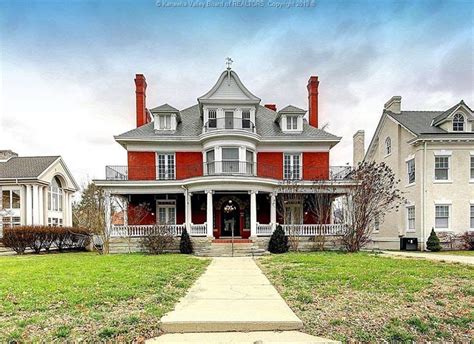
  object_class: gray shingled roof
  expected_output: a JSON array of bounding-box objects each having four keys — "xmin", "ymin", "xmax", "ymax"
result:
[
  {"xmin": 278, "ymin": 105, "xmax": 306, "ymax": 114},
  {"xmin": 115, "ymin": 104, "xmax": 340, "ymax": 140},
  {"xmin": 149, "ymin": 103, "xmax": 180, "ymax": 113},
  {"xmin": 0, "ymin": 156, "xmax": 59, "ymax": 179},
  {"xmin": 385, "ymin": 110, "xmax": 446, "ymax": 135}
]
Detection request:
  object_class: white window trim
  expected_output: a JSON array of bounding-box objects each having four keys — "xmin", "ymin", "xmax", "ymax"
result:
[
  {"xmin": 156, "ymin": 200, "xmax": 176, "ymax": 225},
  {"xmin": 384, "ymin": 137, "xmax": 392, "ymax": 157},
  {"xmin": 433, "ymin": 155, "xmax": 451, "ymax": 183},
  {"xmin": 452, "ymin": 113, "xmax": 465, "ymax": 132},
  {"xmin": 1, "ymin": 188, "xmax": 21, "ymax": 210},
  {"xmin": 406, "ymin": 158, "xmax": 416, "ymax": 186},
  {"xmin": 470, "ymin": 153, "xmax": 474, "ymax": 183},
  {"xmin": 283, "ymin": 153, "xmax": 302, "ymax": 180},
  {"xmin": 156, "ymin": 153, "xmax": 176, "ymax": 180},
  {"xmin": 406, "ymin": 205, "xmax": 415, "ymax": 233},
  {"xmin": 434, "ymin": 203, "xmax": 451, "ymax": 232}
]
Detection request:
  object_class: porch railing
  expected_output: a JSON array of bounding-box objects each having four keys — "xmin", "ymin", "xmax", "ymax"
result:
[
  {"xmin": 281, "ymin": 224, "xmax": 347, "ymax": 236},
  {"xmin": 110, "ymin": 224, "xmax": 185, "ymax": 237},
  {"xmin": 189, "ymin": 223, "xmax": 207, "ymax": 236},
  {"xmin": 256, "ymin": 223, "xmax": 273, "ymax": 236}
]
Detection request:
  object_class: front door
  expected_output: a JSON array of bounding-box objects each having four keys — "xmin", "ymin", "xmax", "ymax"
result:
[{"xmin": 221, "ymin": 200, "xmax": 240, "ymax": 237}]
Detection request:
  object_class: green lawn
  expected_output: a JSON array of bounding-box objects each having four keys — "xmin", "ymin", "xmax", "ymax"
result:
[
  {"xmin": 0, "ymin": 253, "xmax": 209, "ymax": 342},
  {"xmin": 258, "ymin": 252, "xmax": 474, "ymax": 342}
]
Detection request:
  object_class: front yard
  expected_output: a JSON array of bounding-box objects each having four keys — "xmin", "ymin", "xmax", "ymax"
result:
[
  {"xmin": 0, "ymin": 253, "xmax": 209, "ymax": 342},
  {"xmin": 259, "ymin": 252, "xmax": 474, "ymax": 342}
]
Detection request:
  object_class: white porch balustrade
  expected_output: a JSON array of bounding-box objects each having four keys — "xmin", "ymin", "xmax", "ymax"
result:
[
  {"xmin": 189, "ymin": 223, "xmax": 207, "ymax": 236},
  {"xmin": 256, "ymin": 223, "xmax": 347, "ymax": 236},
  {"xmin": 110, "ymin": 224, "xmax": 185, "ymax": 238}
]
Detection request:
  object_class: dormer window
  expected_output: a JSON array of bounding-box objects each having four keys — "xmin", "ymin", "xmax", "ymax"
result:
[
  {"xmin": 159, "ymin": 115, "xmax": 172, "ymax": 130},
  {"xmin": 242, "ymin": 110, "xmax": 251, "ymax": 129},
  {"xmin": 208, "ymin": 109, "xmax": 217, "ymax": 128},
  {"xmin": 287, "ymin": 116, "xmax": 298, "ymax": 130},
  {"xmin": 453, "ymin": 113, "xmax": 464, "ymax": 132}
]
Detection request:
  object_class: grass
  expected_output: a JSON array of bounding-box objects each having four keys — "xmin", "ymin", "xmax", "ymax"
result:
[
  {"xmin": 258, "ymin": 252, "xmax": 474, "ymax": 342},
  {"xmin": 0, "ymin": 252, "xmax": 209, "ymax": 342}
]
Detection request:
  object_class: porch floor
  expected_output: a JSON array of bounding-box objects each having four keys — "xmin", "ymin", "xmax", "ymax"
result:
[{"xmin": 159, "ymin": 257, "xmax": 303, "ymax": 332}]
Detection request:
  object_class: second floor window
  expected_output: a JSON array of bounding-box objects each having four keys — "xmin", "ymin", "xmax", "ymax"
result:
[
  {"xmin": 222, "ymin": 148, "xmax": 239, "ymax": 173},
  {"xmin": 242, "ymin": 110, "xmax": 251, "ymax": 129},
  {"xmin": 2, "ymin": 190, "xmax": 20, "ymax": 209},
  {"xmin": 435, "ymin": 205, "xmax": 449, "ymax": 229},
  {"xmin": 471, "ymin": 156, "xmax": 474, "ymax": 180},
  {"xmin": 407, "ymin": 206, "xmax": 415, "ymax": 231},
  {"xmin": 407, "ymin": 159, "xmax": 415, "ymax": 184},
  {"xmin": 434, "ymin": 156, "xmax": 449, "ymax": 180},
  {"xmin": 287, "ymin": 116, "xmax": 298, "ymax": 130},
  {"xmin": 452, "ymin": 113, "xmax": 464, "ymax": 131},
  {"xmin": 284, "ymin": 153, "xmax": 301, "ymax": 180},
  {"xmin": 157, "ymin": 154, "xmax": 175, "ymax": 180},
  {"xmin": 208, "ymin": 109, "xmax": 217, "ymax": 128}
]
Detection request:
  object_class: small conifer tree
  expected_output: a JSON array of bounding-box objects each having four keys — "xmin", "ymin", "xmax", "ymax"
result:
[
  {"xmin": 179, "ymin": 228, "xmax": 193, "ymax": 254},
  {"xmin": 426, "ymin": 228, "xmax": 442, "ymax": 252},
  {"xmin": 268, "ymin": 225, "xmax": 289, "ymax": 254}
]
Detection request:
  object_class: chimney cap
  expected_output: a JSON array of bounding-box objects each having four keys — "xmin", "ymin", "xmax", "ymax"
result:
[
  {"xmin": 384, "ymin": 96, "xmax": 401, "ymax": 109},
  {"xmin": 353, "ymin": 130, "xmax": 365, "ymax": 138}
]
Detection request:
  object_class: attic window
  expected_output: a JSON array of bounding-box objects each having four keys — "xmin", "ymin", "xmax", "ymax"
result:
[
  {"xmin": 452, "ymin": 113, "xmax": 464, "ymax": 132},
  {"xmin": 385, "ymin": 137, "xmax": 392, "ymax": 155},
  {"xmin": 287, "ymin": 116, "xmax": 298, "ymax": 130},
  {"xmin": 159, "ymin": 115, "xmax": 172, "ymax": 130}
]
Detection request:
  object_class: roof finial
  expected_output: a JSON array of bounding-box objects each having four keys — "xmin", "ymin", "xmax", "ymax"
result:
[{"xmin": 225, "ymin": 57, "xmax": 233, "ymax": 70}]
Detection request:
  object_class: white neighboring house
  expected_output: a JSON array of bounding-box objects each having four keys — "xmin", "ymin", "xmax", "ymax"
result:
[
  {"xmin": 0, "ymin": 150, "xmax": 78, "ymax": 235},
  {"xmin": 358, "ymin": 97, "xmax": 474, "ymax": 250}
]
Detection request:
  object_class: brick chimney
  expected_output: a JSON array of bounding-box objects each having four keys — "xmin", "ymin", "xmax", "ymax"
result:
[
  {"xmin": 135, "ymin": 74, "xmax": 150, "ymax": 127},
  {"xmin": 384, "ymin": 96, "xmax": 402, "ymax": 114},
  {"xmin": 0, "ymin": 150, "xmax": 18, "ymax": 162},
  {"xmin": 307, "ymin": 76, "xmax": 319, "ymax": 128},
  {"xmin": 353, "ymin": 130, "xmax": 365, "ymax": 166},
  {"xmin": 264, "ymin": 104, "xmax": 277, "ymax": 111}
]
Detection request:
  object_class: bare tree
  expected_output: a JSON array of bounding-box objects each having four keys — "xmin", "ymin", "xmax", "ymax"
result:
[
  {"xmin": 73, "ymin": 182, "xmax": 108, "ymax": 253},
  {"xmin": 342, "ymin": 162, "xmax": 403, "ymax": 252}
]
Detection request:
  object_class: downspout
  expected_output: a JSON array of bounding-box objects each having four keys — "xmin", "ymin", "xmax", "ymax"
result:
[{"xmin": 421, "ymin": 141, "xmax": 427, "ymax": 251}]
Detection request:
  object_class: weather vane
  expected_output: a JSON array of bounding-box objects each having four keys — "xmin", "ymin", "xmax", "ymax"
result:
[{"xmin": 225, "ymin": 57, "xmax": 233, "ymax": 70}]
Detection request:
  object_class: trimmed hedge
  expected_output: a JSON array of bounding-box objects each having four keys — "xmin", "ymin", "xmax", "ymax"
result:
[{"xmin": 2, "ymin": 226, "xmax": 92, "ymax": 255}]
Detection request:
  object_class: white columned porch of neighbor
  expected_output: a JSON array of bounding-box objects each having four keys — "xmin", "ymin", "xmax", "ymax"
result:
[
  {"xmin": 250, "ymin": 190, "xmax": 257, "ymax": 237},
  {"xmin": 62, "ymin": 191, "xmax": 68, "ymax": 227},
  {"xmin": 206, "ymin": 190, "xmax": 214, "ymax": 237},
  {"xmin": 25, "ymin": 185, "xmax": 32, "ymax": 225},
  {"xmin": 122, "ymin": 196, "xmax": 128, "ymax": 227},
  {"xmin": 37, "ymin": 186, "xmax": 44, "ymax": 225},
  {"xmin": 270, "ymin": 192, "xmax": 277, "ymax": 230},
  {"xmin": 184, "ymin": 190, "xmax": 192, "ymax": 231},
  {"xmin": 104, "ymin": 192, "xmax": 112, "ymax": 237},
  {"xmin": 32, "ymin": 185, "xmax": 40, "ymax": 224}
]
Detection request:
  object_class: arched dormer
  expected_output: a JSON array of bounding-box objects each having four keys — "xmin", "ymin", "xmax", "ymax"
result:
[{"xmin": 452, "ymin": 113, "xmax": 465, "ymax": 132}]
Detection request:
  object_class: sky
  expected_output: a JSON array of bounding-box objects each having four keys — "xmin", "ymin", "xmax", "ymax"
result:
[{"xmin": 0, "ymin": 0, "xmax": 473, "ymax": 188}]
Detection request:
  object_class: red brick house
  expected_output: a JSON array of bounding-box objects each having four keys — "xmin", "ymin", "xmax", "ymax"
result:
[{"xmin": 94, "ymin": 66, "xmax": 354, "ymax": 252}]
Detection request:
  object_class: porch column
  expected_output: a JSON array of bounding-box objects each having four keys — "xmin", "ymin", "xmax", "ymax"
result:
[
  {"xmin": 123, "ymin": 196, "xmax": 128, "ymax": 226},
  {"xmin": 26, "ymin": 185, "xmax": 32, "ymax": 225},
  {"xmin": 250, "ymin": 191, "xmax": 257, "ymax": 237},
  {"xmin": 184, "ymin": 191, "xmax": 192, "ymax": 231},
  {"xmin": 38, "ymin": 186, "xmax": 44, "ymax": 225},
  {"xmin": 32, "ymin": 185, "xmax": 39, "ymax": 225},
  {"xmin": 206, "ymin": 190, "xmax": 213, "ymax": 237},
  {"xmin": 104, "ymin": 192, "xmax": 112, "ymax": 237},
  {"xmin": 270, "ymin": 192, "xmax": 277, "ymax": 231}
]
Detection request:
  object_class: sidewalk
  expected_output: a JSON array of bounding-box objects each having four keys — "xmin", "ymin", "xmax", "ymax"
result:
[
  {"xmin": 382, "ymin": 251, "xmax": 474, "ymax": 265},
  {"xmin": 151, "ymin": 257, "xmax": 338, "ymax": 343}
]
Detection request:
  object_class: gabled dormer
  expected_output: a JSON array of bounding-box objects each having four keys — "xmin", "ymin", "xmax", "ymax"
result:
[
  {"xmin": 431, "ymin": 100, "xmax": 474, "ymax": 132},
  {"xmin": 198, "ymin": 69, "xmax": 260, "ymax": 133},
  {"xmin": 276, "ymin": 105, "xmax": 305, "ymax": 133},
  {"xmin": 150, "ymin": 104, "xmax": 181, "ymax": 131}
]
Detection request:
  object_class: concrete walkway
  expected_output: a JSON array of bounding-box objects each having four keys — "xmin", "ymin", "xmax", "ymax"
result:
[
  {"xmin": 382, "ymin": 251, "xmax": 474, "ymax": 265},
  {"xmin": 160, "ymin": 257, "xmax": 303, "ymax": 333}
]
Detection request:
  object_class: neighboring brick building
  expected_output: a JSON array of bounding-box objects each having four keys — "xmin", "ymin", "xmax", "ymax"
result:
[{"xmin": 94, "ymin": 65, "xmax": 354, "ymax": 250}]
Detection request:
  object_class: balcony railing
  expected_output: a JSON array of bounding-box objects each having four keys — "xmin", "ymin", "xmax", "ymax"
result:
[
  {"xmin": 204, "ymin": 161, "xmax": 254, "ymax": 176},
  {"xmin": 104, "ymin": 165, "xmax": 353, "ymax": 181},
  {"xmin": 204, "ymin": 117, "xmax": 256, "ymax": 133}
]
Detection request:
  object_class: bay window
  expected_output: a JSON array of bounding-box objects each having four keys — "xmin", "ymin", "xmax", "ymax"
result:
[{"xmin": 222, "ymin": 147, "xmax": 239, "ymax": 173}]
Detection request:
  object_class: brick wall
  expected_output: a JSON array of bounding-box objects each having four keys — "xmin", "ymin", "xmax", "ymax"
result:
[{"xmin": 127, "ymin": 152, "xmax": 156, "ymax": 180}]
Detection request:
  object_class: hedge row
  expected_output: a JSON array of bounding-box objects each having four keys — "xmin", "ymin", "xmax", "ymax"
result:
[{"xmin": 2, "ymin": 226, "xmax": 93, "ymax": 255}]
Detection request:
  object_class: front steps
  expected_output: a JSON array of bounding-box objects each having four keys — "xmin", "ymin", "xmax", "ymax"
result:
[{"xmin": 195, "ymin": 240, "xmax": 269, "ymax": 257}]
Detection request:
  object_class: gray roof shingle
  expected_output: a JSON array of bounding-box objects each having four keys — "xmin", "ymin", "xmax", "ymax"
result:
[
  {"xmin": 278, "ymin": 105, "xmax": 306, "ymax": 114},
  {"xmin": 0, "ymin": 156, "xmax": 59, "ymax": 179},
  {"xmin": 116, "ymin": 104, "xmax": 340, "ymax": 140},
  {"xmin": 149, "ymin": 103, "xmax": 180, "ymax": 113},
  {"xmin": 385, "ymin": 110, "xmax": 446, "ymax": 134}
]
